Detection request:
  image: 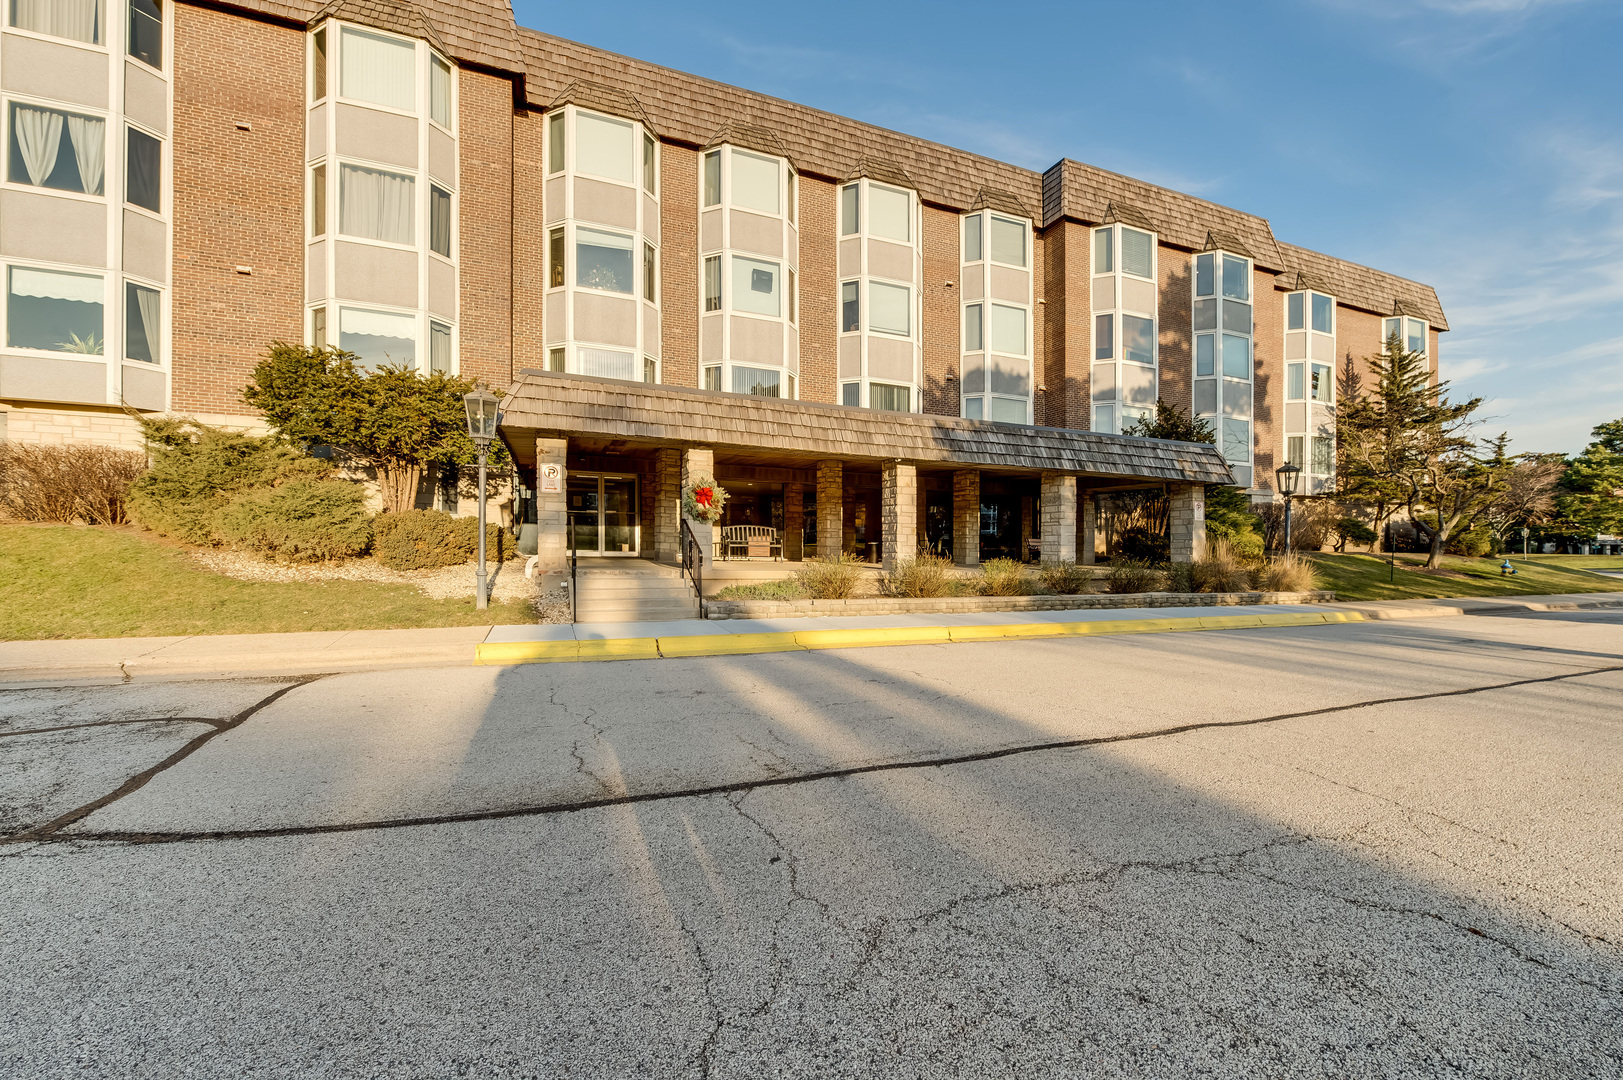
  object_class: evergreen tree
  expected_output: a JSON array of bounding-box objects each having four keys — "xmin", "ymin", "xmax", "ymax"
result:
[{"xmin": 1556, "ymin": 418, "xmax": 1623, "ymax": 542}]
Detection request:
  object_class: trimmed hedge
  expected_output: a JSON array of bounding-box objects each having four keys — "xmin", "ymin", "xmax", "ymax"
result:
[
  {"xmin": 373, "ymin": 509, "xmax": 505, "ymax": 571},
  {"xmin": 210, "ymin": 480, "xmax": 372, "ymax": 563}
]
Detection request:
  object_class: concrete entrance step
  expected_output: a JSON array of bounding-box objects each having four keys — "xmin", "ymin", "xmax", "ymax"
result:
[{"xmin": 573, "ymin": 558, "xmax": 699, "ymax": 621}]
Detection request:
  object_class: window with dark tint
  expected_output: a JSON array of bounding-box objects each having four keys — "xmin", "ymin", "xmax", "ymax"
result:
[
  {"xmin": 126, "ymin": 127, "xmax": 160, "ymax": 212},
  {"xmin": 548, "ymin": 227, "xmax": 564, "ymax": 288},
  {"xmin": 9, "ymin": 104, "xmax": 104, "ymax": 194},
  {"xmin": 129, "ymin": 0, "xmax": 161, "ymax": 68},
  {"xmin": 125, "ymin": 282, "xmax": 159, "ymax": 363},
  {"xmin": 430, "ymin": 185, "xmax": 451, "ymax": 257},
  {"xmin": 840, "ymin": 281, "xmax": 858, "ymax": 332},
  {"xmin": 311, "ymin": 29, "xmax": 326, "ymax": 100}
]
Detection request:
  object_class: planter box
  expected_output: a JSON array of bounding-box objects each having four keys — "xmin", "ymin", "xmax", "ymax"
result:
[{"xmin": 705, "ymin": 590, "xmax": 1336, "ymax": 620}]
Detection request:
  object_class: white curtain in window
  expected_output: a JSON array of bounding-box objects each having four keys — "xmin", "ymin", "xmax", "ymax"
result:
[
  {"xmin": 10, "ymin": 0, "xmax": 100, "ymax": 42},
  {"xmin": 132, "ymin": 284, "xmax": 160, "ymax": 361},
  {"xmin": 340, "ymin": 165, "xmax": 414, "ymax": 244},
  {"xmin": 340, "ymin": 27, "xmax": 416, "ymax": 112},
  {"xmin": 1121, "ymin": 228, "xmax": 1153, "ymax": 278},
  {"xmin": 575, "ymin": 113, "xmax": 633, "ymax": 182},
  {"xmin": 64, "ymin": 114, "xmax": 104, "ymax": 195},
  {"xmin": 13, "ymin": 106, "xmax": 63, "ymax": 186}
]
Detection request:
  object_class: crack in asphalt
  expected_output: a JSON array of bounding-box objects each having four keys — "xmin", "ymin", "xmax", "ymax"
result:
[
  {"xmin": 4, "ymin": 676, "xmax": 328, "ymax": 844},
  {"xmin": 0, "ymin": 717, "xmax": 226, "ymax": 738}
]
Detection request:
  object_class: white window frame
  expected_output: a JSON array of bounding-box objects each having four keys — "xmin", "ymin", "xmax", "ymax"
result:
[
  {"xmin": 1192, "ymin": 249, "xmax": 1254, "ymax": 486},
  {"xmin": 2, "ymin": 93, "xmax": 111, "ymax": 204},
  {"xmin": 3, "ymin": 261, "xmax": 110, "ymax": 359},
  {"xmin": 1090, "ymin": 223, "xmax": 1159, "ymax": 435},
  {"xmin": 5, "ymin": 0, "xmax": 109, "ymax": 50},
  {"xmin": 335, "ymin": 24, "xmax": 419, "ymax": 118},
  {"xmin": 427, "ymin": 51, "xmax": 455, "ymax": 134}
]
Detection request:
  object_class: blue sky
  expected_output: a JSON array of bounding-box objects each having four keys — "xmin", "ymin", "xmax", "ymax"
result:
[{"xmin": 513, "ymin": 0, "xmax": 1622, "ymax": 455}]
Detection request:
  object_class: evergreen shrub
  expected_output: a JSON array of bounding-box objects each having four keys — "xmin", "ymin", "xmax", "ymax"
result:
[
  {"xmin": 211, "ymin": 480, "xmax": 372, "ymax": 563},
  {"xmin": 373, "ymin": 509, "xmax": 505, "ymax": 571}
]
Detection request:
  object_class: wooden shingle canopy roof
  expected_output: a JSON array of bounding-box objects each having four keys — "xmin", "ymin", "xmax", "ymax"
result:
[
  {"xmin": 206, "ymin": 0, "xmax": 1446, "ymax": 329},
  {"xmin": 500, "ymin": 372, "xmax": 1236, "ymax": 487}
]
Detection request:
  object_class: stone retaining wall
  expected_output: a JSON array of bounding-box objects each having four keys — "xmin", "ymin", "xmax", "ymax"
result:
[{"xmin": 705, "ymin": 590, "xmax": 1336, "ymax": 619}]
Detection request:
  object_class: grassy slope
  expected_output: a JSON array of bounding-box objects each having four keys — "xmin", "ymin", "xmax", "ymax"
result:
[
  {"xmin": 1308, "ymin": 552, "xmax": 1623, "ymax": 603},
  {"xmin": 0, "ymin": 523, "xmax": 535, "ymax": 641}
]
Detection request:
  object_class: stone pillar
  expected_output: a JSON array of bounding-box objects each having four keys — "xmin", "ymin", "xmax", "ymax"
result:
[
  {"xmin": 1040, "ymin": 472, "xmax": 1077, "ymax": 563},
  {"xmin": 1080, "ymin": 492, "xmax": 1097, "ymax": 565},
  {"xmin": 816, "ymin": 460, "xmax": 843, "ymax": 559},
  {"xmin": 535, "ymin": 437, "xmax": 568, "ymax": 574},
  {"xmin": 881, "ymin": 461, "xmax": 918, "ymax": 571},
  {"xmin": 952, "ymin": 469, "xmax": 980, "ymax": 567},
  {"xmin": 784, "ymin": 483, "xmax": 804, "ymax": 561},
  {"xmin": 1169, "ymin": 483, "xmax": 1207, "ymax": 564},
  {"xmin": 653, "ymin": 447, "xmax": 681, "ymax": 564},
  {"xmin": 682, "ymin": 447, "xmax": 716, "ymax": 565}
]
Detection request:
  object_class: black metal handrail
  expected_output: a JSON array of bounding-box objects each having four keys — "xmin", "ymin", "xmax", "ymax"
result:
[
  {"xmin": 681, "ymin": 518, "xmax": 705, "ymax": 620},
  {"xmin": 567, "ymin": 523, "xmax": 578, "ymax": 623}
]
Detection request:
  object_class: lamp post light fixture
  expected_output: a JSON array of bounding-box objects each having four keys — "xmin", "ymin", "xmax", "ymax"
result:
[
  {"xmin": 1275, "ymin": 462, "xmax": 1302, "ymax": 554},
  {"xmin": 463, "ymin": 387, "xmax": 501, "ymax": 610},
  {"xmin": 1520, "ymin": 526, "xmax": 1530, "ymax": 562}
]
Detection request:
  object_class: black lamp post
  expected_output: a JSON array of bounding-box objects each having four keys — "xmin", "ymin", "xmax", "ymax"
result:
[
  {"xmin": 463, "ymin": 387, "xmax": 501, "ymax": 610},
  {"xmin": 1276, "ymin": 462, "xmax": 1301, "ymax": 553}
]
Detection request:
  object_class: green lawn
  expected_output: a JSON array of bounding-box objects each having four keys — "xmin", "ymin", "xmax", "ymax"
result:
[
  {"xmin": 0, "ymin": 523, "xmax": 535, "ymax": 641},
  {"xmin": 1307, "ymin": 552, "xmax": 1623, "ymax": 603}
]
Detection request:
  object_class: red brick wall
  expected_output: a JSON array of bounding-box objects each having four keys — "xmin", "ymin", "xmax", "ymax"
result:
[
  {"xmin": 659, "ymin": 144, "xmax": 698, "ymax": 388},
  {"xmin": 1252, "ymin": 268, "xmax": 1284, "ymax": 488},
  {"xmin": 170, "ymin": 4, "xmax": 303, "ymax": 415},
  {"xmin": 1337, "ymin": 305, "xmax": 1385, "ymax": 399},
  {"xmin": 1157, "ymin": 245, "xmax": 1193, "ymax": 418},
  {"xmin": 513, "ymin": 107, "xmax": 546, "ymax": 371},
  {"xmin": 798, "ymin": 175, "xmax": 837, "ymax": 404},
  {"xmin": 920, "ymin": 204, "xmax": 957, "ymax": 416},
  {"xmin": 458, "ymin": 69, "xmax": 514, "ymax": 389},
  {"xmin": 1029, "ymin": 227, "xmax": 1048, "ymax": 426}
]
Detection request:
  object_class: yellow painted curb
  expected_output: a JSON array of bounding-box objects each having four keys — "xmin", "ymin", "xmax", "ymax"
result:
[
  {"xmin": 1060, "ymin": 617, "xmax": 1198, "ymax": 636},
  {"xmin": 475, "ymin": 639, "xmax": 579, "ymax": 664},
  {"xmin": 948, "ymin": 622, "xmax": 1065, "ymax": 642},
  {"xmin": 1197, "ymin": 614, "xmax": 1266, "ymax": 630},
  {"xmin": 576, "ymin": 638, "xmax": 661, "ymax": 661},
  {"xmin": 794, "ymin": 626, "xmax": 953, "ymax": 650},
  {"xmin": 657, "ymin": 633, "xmax": 805, "ymax": 657},
  {"xmin": 1317, "ymin": 611, "xmax": 1367, "ymax": 624}
]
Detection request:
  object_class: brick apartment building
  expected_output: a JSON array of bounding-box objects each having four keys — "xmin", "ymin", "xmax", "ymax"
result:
[{"xmin": 0, "ymin": 0, "xmax": 1446, "ymax": 569}]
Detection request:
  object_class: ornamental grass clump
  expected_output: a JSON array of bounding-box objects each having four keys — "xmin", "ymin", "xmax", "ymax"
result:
[
  {"xmin": 880, "ymin": 553, "xmax": 957, "ymax": 598},
  {"xmin": 1104, "ymin": 560, "xmax": 1164, "ymax": 594},
  {"xmin": 794, "ymin": 553, "xmax": 866, "ymax": 599},
  {"xmin": 978, "ymin": 558, "xmax": 1032, "ymax": 596},
  {"xmin": 1190, "ymin": 538, "xmax": 1253, "ymax": 593},
  {"xmin": 1256, "ymin": 551, "xmax": 1319, "ymax": 593},
  {"xmin": 1036, "ymin": 560, "xmax": 1091, "ymax": 595}
]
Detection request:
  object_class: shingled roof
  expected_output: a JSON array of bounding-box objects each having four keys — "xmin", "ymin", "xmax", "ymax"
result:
[
  {"xmin": 500, "ymin": 371, "xmax": 1235, "ymax": 486},
  {"xmin": 701, "ymin": 123, "xmax": 796, "ymax": 170},
  {"xmin": 1276, "ymin": 242, "xmax": 1448, "ymax": 329},
  {"xmin": 312, "ymin": 0, "xmax": 446, "ymax": 55},
  {"xmin": 213, "ymin": 0, "xmax": 522, "ymax": 70},
  {"xmin": 548, "ymin": 81, "xmax": 658, "ymax": 136}
]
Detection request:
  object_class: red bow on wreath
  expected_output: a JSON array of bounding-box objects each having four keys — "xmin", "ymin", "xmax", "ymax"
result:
[{"xmin": 695, "ymin": 486, "xmax": 714, "ymax": 508}]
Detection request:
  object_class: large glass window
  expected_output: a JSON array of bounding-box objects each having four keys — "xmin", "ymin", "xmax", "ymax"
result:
[
  {"xmin": 868, "ymin": 184, "xmax": 909, "ymax": 242},
  {"xmin": 1407, "ymin": 317, "xmax": 1426, "ymax": 354},
  {"xmin": 1310, "ymin": 362, "xmax": 1333, "ymax": 402},
  {"xmin": 577, "ymin": 346, "xmax": 637, "ymax": 380},
  {"xmin": 989, "ymin": 397, "xmax": 1027, "ymax": 424},
  {"xmin": 840, "ymin": 281, "xmax": 858, "ymax": 332},
  {"xmin": 731, "ymin": 150, "xmax": 779, "ymax": 214},
  {"xmin": 703, "ymin": 255, "xmax": 721, "ymax": 312},
  {"xmin": 1221, "ymin": 333, "xmax": 1250, "ymax": 378},
  {"xmin": 870, "ymin": 383, "xmax": 910, "ymax": 412},
  {"xmin": 339, "ymin": 164, "xmax": 414, "ymax": 244},
  {"xmin": 129, "ymin": 0, "xmax": 161, "ymax": 68},
  {"xmin": 126, "ymin": 126, "xmax": 160, "ymax": 212},
  {"xmin": 990, "ymin": 304, "xmax": 1026, "ymax": 356},
  {"xmin": 7, "ymin": 267, "xmax": 102, "ymax": 353},
  {"xmin": 429, "ymin": 55, "xmax": 452, "ymax": 128},
  {"xmin": 869, "ymin": 281, "xmax": 909, "ymax": 336},
  {"xmin": 1312, "ymin": 293, "xmax": 1334, "ymax": 334},
  {"xmin": 575, "ymin": 112, "xmax": 633, "ymax": 182},
  {"xmin": 576, "ymin": 228, "xmax": 634, "ymax": 293},
  {"xmin": 1122, "ymin": 314, "xmax": 1154, "ymax": 365},
  {"xmin": 990, "ymin": 216, "xmax": 1026, "ymax": 267},
  {"xmin": 429, "ymin": 321, "xmax": 451, "ymax": 374},
  {"xmin": 731, "ymin": 256, "xmax": 780, "ymax": 317},
  {"xmin": 7, "ymin": 104, "xmax": 104, "ymax": 195},
  {"xmin": 1311, "ymin": 436, "xmax": 1334, "ymax": 476},
  {"xmin": 9, "ymin": 0, "xmax": 102, "ymax": 43},
  {"xmin": 429, "ymin": 185, "xmax": 451, "ymax": 257},
  {"xmin": 963, "ymin": 214, "xmax": 982, "ymax": 262},
  {"xmin": 1221, "ymin": 255, "xmax": 1249, "ymax": 300},
  {"xmin": 340, "ymin": 27, "xmax": 415, "ymax": 112},
  {"xmin": 1195, "ymin": 252, "xmax": 1214, "ymax": 296},
  {"xmin": 732, "ymin": 365, "xmax": 781, "ymax": 397},
  {"xmin": 1221, "ymin": 419, "xmax": 1250, "ymax": 464},
  {"xmin": 124, "ymin": 282, "xmax": 159, "ymax": 363},
  {"xmin": 339, "ymin": 307, "xmax": 414, "ymax": 369},
  {"xmin": 1121, "ymin": 227, "xmax": 1153, "ymax": 279}
]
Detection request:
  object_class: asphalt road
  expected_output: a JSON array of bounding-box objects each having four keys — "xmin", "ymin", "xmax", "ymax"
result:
[{"xmin": 3, "ymin": 611, "xmax": 1621, "ymax": 1079}]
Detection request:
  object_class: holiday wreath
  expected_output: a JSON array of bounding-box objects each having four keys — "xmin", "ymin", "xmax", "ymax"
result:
[{"xmin": 681, "ymin": 475, "xmax": 729, "ymax": 524}]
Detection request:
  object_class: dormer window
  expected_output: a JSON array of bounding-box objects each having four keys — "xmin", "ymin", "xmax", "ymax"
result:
[
  {"xmin": 1385, "ymin": 316, "xmax": 1427, "ymax": 355},
  {"xmin": 339, "ymin": 27, "xmax": 416, "ymax": 112}
]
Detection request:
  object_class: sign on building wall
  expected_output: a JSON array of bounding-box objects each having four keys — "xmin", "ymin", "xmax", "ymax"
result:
[{"xmin": 540, "ymin": 463, "xmax": 563, "ymax": 493}]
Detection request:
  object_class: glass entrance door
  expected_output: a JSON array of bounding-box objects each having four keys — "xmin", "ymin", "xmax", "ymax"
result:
[{"xmin": 567, "ymin": 474, "xmax": 640, "ymax": 556}]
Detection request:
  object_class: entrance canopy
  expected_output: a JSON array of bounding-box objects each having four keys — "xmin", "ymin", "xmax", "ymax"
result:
[{"xmin": 499, "ymin": 371, "xmax": 1233, "ymax": 490}]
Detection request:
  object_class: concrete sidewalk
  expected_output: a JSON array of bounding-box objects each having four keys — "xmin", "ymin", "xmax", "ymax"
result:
[{"xmin": 4, "ymin": 592, "xmax": 1621, "ymax": 684}]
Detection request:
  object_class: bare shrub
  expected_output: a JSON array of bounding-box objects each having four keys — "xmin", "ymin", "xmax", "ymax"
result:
[
  {"xmin": 1191, "ymin": 538, "xmax": 1254, "ymax": 593},
  {"xmin": 1105, "ymin": 560, "xmax": 1164, "ymax": 594},
  {"xmin": 1256, "ymin": 552, "xmax": 1319, "ymax": 593},
  {"xmin": 1037, "ymin": 560, "xmax": 1091, "ymax": 595},
  {"xmin": 978, "ymin": 558, "xmax": 1032, "ymax": 596},
  {"xmin": 794, "ymin": 554, "xmax": 866, "ymax": 599},
  {"xmin": 1256, "ymin": 500, "xmax": 1338, "ymax": 552},
  {"xmin": 0, "ymin": 442, "xmax": 147, "ymax": 525},
  {"xmin": 880, "ymin": 553, "xmax": 957, "ymax": 598}
]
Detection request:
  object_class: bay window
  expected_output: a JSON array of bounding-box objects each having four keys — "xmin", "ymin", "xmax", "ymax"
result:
[
  {"xmin": 1287, "ymin": 289, "xmax": 1337, "ymax": 491},
  {"xmin": 990, "ymin": 215, "xmax": 1026, "ymax": 267},
  {"xmin": 128, "ymin": 0, "xmax": 161, "ymax": 69},
  {"xmin": 429, "ymin": 185, "xmax": 451, "ymax": 257},
  {"xmin": 962, "ymin": 210, "xmax": 1033, "ymax": 423},
  {"xmin": 871, "ymin": 383, "xmax": 910, "ymax": 412},
  {"xmin": 730, "ymin": 149, "xmax": 779, "ymax": 214},
  {"xmin": 1385, "ymin": 315, "xmax": 1428, "ymax": 355},
  {"xmin": 339, "ymin": 27, "xmax": 415, "ymax": 112},
  {"xmin": 1091, "ymin": 223, "xmax": 1158, "ymax": 433},
  {"xmin": 9, "ymin": 0, "xmax": 101, "ymax": 43},
  {"xmin": 868, "ymin": 184, "xmax": 909, "ymax": 242},
  {"xmin": 8, "ymin": 104, "xmax": 104, "ymax": 195},
  {"xmin": 124, "ymin": 282, "xmax": 159, "ymax": 363},
  {"xmin": 339, "ymin": 307, "xmax": 415, "ymax": 369},
  {"xmin": 869, "ymin": 281, "xmax": 908, "ymax": 336},
  {"xmin": 731, "ymin": 255, "xmax": 780, "ymax": 317},
  {"xmin": 126, "ymin": 126, "xmax": 160, "ymax": 212},
  {"xmin": 339, "ymin": 164, "xmax": 413, "ymax": 244},
  {"xmin": 575, "ymin": 112, "xmax": 633, "ymax": 182},
  {"xmin": 1192, "ymin": 250, "xmax": 1254, "ymax": 486},
  {"xmin": 576, "ymin": 227, "xmax": 634, "ymax": 293},
  {"xmin": 8, "ymin": 266, "xmax": 103, "ymax": 353}
]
